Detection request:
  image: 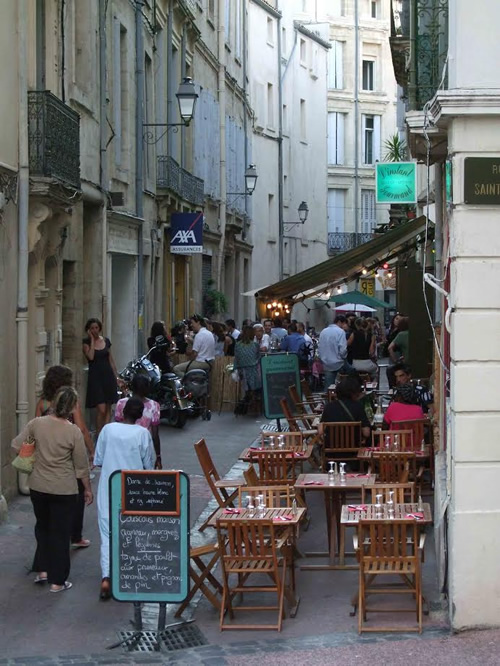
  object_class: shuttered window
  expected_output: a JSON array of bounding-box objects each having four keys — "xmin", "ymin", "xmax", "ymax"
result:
[
  {"xmin": 361, "ymin": 190, "xmax": 376, "ymax": 233},
  {"xmin": 328, "ymin": 112, "xmax": 345, "ymax": 165}
]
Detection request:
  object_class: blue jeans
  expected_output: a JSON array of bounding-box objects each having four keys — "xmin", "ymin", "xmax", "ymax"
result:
[{"xmin": 324, "ymin": 370, "xmax": 339, "ymax": 391}]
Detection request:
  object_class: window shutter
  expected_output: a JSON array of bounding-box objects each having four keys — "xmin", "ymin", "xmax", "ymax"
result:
[
  {"xmin": 373, "ymin": 115, "xmax": 381, "ymax": 162},
  {"xmin": 336, "ymin": 41, "xmax": 343, "ymax": 88},
  {"xmin": 328, "ymin": 112, "xmax": 337, "ymax": 164},
  {"xmin": 337, "ymin": 113, "xmax": 344, "ymax": 165},
  {"xmin": 361, "ymin": 115, "xmax": 366, "ymax": 165}
]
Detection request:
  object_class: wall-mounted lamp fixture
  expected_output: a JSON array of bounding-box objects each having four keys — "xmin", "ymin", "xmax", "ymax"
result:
[
  {"xmin": 143, "ymin": 77, "xmax": 198, "ymax": 144},
  {"xmin": 284, "ymin": 201, "xmax": 309, "ymax": 230}
]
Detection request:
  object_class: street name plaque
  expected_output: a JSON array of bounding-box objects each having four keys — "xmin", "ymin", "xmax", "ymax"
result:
[{"xmin": 464, "ymin": 157, "xmax": 500, "ymax": 204}]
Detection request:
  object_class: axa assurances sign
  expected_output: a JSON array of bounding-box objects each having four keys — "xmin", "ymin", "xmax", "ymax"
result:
[{"xmin": 170, "ymin": 212, "xmax": 204, "ymax": 254}]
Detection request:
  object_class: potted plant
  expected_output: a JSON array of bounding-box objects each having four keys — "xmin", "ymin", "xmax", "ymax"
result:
[{"xmin": 203, "ymin": 279, "xmax": 228, "ymax": 317}]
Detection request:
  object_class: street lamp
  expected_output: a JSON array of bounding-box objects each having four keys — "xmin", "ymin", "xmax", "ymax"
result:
[
  {"xmin": 284, "ymin": 201, "xmax": 309, "ymax": 230},
  {"xmin": 228, "ymin": 164, "xmax": 259, "ymax": 198},
  {"xmin": 143, "ymin": 77, "xmax": 199, "ymax": 144},
  {"xmin": 298, "ymin": 200, "xmax": 309, "ymax": 223}
]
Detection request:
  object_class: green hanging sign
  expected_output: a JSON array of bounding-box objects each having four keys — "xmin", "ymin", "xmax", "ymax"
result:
[{"xmin": 376, "ymin": 162, "xmax": 417, "ymax": 204}]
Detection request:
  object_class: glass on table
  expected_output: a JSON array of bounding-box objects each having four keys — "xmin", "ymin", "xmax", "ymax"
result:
[
  {"xmin": 278, "ymin": 435, "xmax": 285, "ymax": 450},
  {"xmin": 384, "ymin": 435, "xmax": 391, "ymax": 451},
  {"xmin": 328, "ymin": 461, "xmax": 337, "ymax": 485},
  {"xmin": 393, "ymin": 434, "xmax": 399, "ymax": 452},
  {"xmin": 257, "ymin": 494, "xmax": 265, "ymax": 518},
  {"xmin": 247, "ymin": 495, "xmax": 255, "ymax": 518},
  {"xmin": 339, "ymin": 462, "xmax": 346, "ymax": 484},
  {"xmin": 387, "ymin": 490, "xmax": 395, "ymax": 518},
  {"xmin": 375, "ymin": 493, "xmax": 383, "ymax": 518}
]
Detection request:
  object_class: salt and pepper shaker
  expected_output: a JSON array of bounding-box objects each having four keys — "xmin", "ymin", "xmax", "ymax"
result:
[
  {"xmin": 417, "ymin": 494, "xmax": 424, "ymax": 512},
  {"xmin": 292, "ymin": 497, "xmax": 298, "ymax": 516},
  {"xmin": 420, "ymin": 438, "xmax": 426, "ymax": 452}
]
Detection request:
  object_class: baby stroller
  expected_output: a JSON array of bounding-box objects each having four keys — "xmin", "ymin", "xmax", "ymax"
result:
[{"xmin": 182, "ymin": 367, "xmax": 211, "ymax": 421}]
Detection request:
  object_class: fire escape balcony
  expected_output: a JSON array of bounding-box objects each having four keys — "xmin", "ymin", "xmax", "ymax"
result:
[
  {"xmin": 157, "ymin": 155, "xmax": 204, "ymax": 206},
  {"xmin": 28, "ymin": 91, "xmax": 81, "ymax": 190}
]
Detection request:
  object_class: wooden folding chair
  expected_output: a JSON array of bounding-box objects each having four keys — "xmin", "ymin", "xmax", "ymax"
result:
[
  {"xmin": 244, "ymin": 464, "xmax": 259, "ymax": 486},
  {"xmin": 175, "ymin": 543, "xmax": 222, "ymax": 617},
  {"xmin": 288, "ymin": 385, "xmax": 324, "ymax": 417},
  {"xmin": 249, "ymin": 450, "xmax": 297, "ymax": 487},
  {"xmin": 319, "ymin": 421, "xmax": 362, "ymax": 470},
  {"xmin": 371, "ymin": 452, "xmax": 419, "ymax": 484},
  {"xmin": 279, "ymin": 397, "xmax": 316, "ymax": 432},
  {"xmin": 372, "ymin": 430, "xmax": 414, "ymax": 452},
  {"xmin": 357, "ymin": 520, "xmax": 423, "ymax": 633},
  {"xmin": 238, "ymin": 485, "xmax": 292, "ymax": 508},
  {"xmin": 361, "ymin": 482, "xmax": 416, "ymax": 504},
  {"xmin": 391, "ymin": 418, "xmax": 428, "ymax": 448},
  {"xmin": 300, "ymin": 378, "xmax": 326, "ymax": 401},
  {"xmin": 260, "ymin": 431, "xmax": 304, "ymax": 450},
  {"xmin": 217, "ymin": 519, "xmax": 289, "ymax": 631},
  {"xmin": 195, "ymin": 439, "xmax": 245, "ymax": 531}
]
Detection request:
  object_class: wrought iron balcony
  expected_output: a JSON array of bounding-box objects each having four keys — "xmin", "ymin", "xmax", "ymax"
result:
[
  {"xmin": 157, "ymin": 155, "xmax": 204, "ymax": 206},
  {"xmin": 327, "ymin": 232, "xmax": 374, "ymax": 255},
  {"xmin": 28, "ymin": 91, "xmax": 81, "ymax": 189},
  {"xmin": 391, "ymin": 0, "xmax": 449, "ymax": 111}
]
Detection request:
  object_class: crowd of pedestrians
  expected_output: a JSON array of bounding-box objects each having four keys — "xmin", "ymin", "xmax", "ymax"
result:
[{"xmin": 10, "ymin": 304, "xmax": 431, "ymax": 599}]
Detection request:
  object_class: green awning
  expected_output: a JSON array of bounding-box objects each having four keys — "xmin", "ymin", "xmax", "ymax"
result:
[
  {"xmin": 255, "ymin": 216, "xmax": 429, "ymax": 302},
  {"xmin": 329, "ymin": 290, "xmax": 391, "ymax": 309}
]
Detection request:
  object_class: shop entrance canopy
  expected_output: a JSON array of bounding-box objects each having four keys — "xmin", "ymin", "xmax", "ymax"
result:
[
  {"xmin": 329, "ymin": 290, "xmax": 391, "ymax": 309},
  {"xmin": 254, "ymin": 216, "xmax": 429, "ymax": 303}
]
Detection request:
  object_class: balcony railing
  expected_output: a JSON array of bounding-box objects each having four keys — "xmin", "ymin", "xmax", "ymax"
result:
[
  {"xmin": 28, "ymin": 91, "xmax": 81, "ymax": 189},
  {"xmin": 392, "ymin": 0, "xmax": 449, "ymax": 110},
  {"xmin": 157, "ymin": 155, "xmax": 205, "ymax": 206},
  {"xmin": 327, "ymin": 232, "xmax": 374, "ymax": 255}
]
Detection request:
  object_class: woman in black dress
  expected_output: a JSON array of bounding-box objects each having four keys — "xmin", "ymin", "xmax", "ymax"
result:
[{"xmin": 82, "ymin": 318, "xmax": 119, "ymax": 436}]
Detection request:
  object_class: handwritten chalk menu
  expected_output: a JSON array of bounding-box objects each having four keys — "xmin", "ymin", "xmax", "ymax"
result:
[
  {"xmin": 122, "ymin": 470, "xmax": 180, "ymax": 516},
  {"xmin": 261, "ymin": 353, "xmax": 300, "ymax": 419},
  {"xmin": 109, "ymin": 470, "xmax": 189, "ymax": 603}
]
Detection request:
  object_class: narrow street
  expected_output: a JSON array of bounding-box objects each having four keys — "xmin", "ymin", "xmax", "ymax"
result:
[{"xmin": 1, "ymin": 411, "xmax": 496, "ymax": 665}]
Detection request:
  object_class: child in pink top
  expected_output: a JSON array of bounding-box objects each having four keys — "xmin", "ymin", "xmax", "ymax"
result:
[{"xmin": 115, "ymin": 375, "xmax": 162, "ymax": 468}]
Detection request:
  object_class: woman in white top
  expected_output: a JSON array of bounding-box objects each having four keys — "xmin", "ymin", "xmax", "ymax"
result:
[
  {"xmin": 212, "ymin": 321, "xmax": 226, "ymax": 357},
  {"xmin": 94, "ymin": 397, "xmax": 155, "ymax": 600},
  {"xmin": 253, "ymin": 323, "xmax": 270, "ymax": 352}
]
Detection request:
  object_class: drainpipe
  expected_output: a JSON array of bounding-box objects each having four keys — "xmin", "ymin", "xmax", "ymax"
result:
[
  {"xmin": 166, "ymin": 8, "xmax": 173, "ymax": 156},
  {"xmin": 354, "ymin": 0, "xmax": 360, "ymax": 235},
  {"xmin": 99, "ymin": 0, "xmax": 109, "ymax": 329},
  {"xmin": 17, "ymin": 0, "xmax": 30, "ymax": 496},
  {"xmin": 242, "ymin": 0, "xmax": 249, "ymax": 233},
  {"xmin": 181, "ymin": 27, "xmax": 187, "ymax": 169},
  {"xmin": 135, "ymin": 0, "xmax": 145, "ymax": 353},
  {"xmin": 216, "ymin": 0, "xmax": 227, "ymax": 292},
  {"xmin": 277, "ymin": 7, "xmax": 284, "ymax": 280},
  {"xmin": 434, "ymin": 162, "xmax": 443, "ymax": 321}
]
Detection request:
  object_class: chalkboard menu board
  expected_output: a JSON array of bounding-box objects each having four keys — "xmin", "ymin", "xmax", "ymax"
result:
[
  {"xmin": 261, "ymin": 353, "xmax": 301, "ymax": 419},
  {"xmin": 109, "ymin": 470, "xmax": 189, "ymax": 603},
  {"xmin": 122, "ymin": 470, "xmax": 180, "ymax": 516}
]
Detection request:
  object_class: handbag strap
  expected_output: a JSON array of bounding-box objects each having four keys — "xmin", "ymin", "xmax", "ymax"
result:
[{"xmin": 338, "ymin": 400, "xmax": 356, "ymax": 422}]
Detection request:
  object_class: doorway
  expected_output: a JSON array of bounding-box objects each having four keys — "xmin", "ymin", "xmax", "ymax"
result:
[{"xmin": 111, "ymin": 254, "xmax": 138, "ymax": 371}]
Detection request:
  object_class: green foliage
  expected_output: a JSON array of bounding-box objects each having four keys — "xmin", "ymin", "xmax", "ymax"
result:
[
  {"xmin": 383, "ymin": 134, "xmax": 407, "ymax": 162},
  {"xmin": 203, "ymin": 279, "xmax": 228, "ymax": 317}
]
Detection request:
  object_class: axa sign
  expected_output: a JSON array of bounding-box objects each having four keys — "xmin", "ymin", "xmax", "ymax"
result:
[{"xmin": 170, "ymin": 212, "xmax": 203, "ymax": 254}]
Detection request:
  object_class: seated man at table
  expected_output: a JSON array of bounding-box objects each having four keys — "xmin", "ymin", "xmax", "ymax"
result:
[
  {"xmin": 392, "ymin": 362, "xmax": 433, "ymax": 414},
  {"xmin": 321, "ymin": 376, "xmax": 371, "ymax": 442},
  {"xmin": 383, "ymin": 383, "xmax": 425, "ymax": 429}
]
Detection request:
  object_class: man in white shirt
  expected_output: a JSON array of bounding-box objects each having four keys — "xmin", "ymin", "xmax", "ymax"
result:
[
  {"xmin": 225, "ymin": 319, "xmax": 241, "ymax": 341},
  {"xmin": 174, "ymin": 315, "xmax": 215, "ymax": 377},
  {"xmin": 318, "ymin": 315, "xmax": 348, "ymax": 390}
]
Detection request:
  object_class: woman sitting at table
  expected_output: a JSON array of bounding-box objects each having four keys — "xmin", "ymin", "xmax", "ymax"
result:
[
  {"xmin": 321, "ymin": 376, "xmax": 371, "ymax": 442},
  {"xmin": 383, "ymin": 383, "xmax": 425, "ymax": 429}
]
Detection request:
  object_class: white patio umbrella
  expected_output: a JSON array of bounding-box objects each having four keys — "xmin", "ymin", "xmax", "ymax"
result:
[{"xmin": 334, "ymin": 303, "xmax": 377, "ymax": 312}]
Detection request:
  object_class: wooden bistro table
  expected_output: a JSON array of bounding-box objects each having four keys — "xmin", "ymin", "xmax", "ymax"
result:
[
  {"xmin": 239, "ymin": 443, "xmax": 314, "ymax": 463},
  {"xmin": 341, "ymin": 502, "xmax": 432, "ymax": 616},
  {"xmin": 357, "ymin": 445, "xmax": 431, "ymax": 471},
  {"xmin": 294, "ymin": 473, "xmax": 376, "ymax": 571},
  {"xmin": 209, "ymin": 506, "xmax": 306, "ymax": 617}
]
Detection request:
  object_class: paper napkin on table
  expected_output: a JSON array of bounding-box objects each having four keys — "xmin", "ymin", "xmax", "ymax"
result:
[
  {"xmin": 348, "ymin": 504, "xmax": 368, "ymax": 511},
  {"xmin": 223, "ymin": 508, "xmax": 242, "ymax": 514},
  {"xmin": 273, "ymin": 514, "xmax": 294, "ymax": 521},
  {"xmin": 405, "ymin": 512, "xmax": 424, "ymax": 520},
  {"xmin": 346, "ymin": 473, "xmax": 371, "ymax": 478}
]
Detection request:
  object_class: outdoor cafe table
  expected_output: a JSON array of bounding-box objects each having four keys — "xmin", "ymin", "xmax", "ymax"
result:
[
  {"xmin": 208, "ymin": 506, "xmax": 307, "ymax": 617},
  {"xmin": 339, "ymin": 502, "xmax": 433, "ymax": 567},
  {"xmin": 239, "ymin": 443, "xmax": 314, "ymax": 463},
  {"xmin": 357, "ymin": 445, "xmax": 431, "ymax": 461},
  {"xmin": 294, "ymin": 473, "xmax": 376, "ymax": 571}
]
